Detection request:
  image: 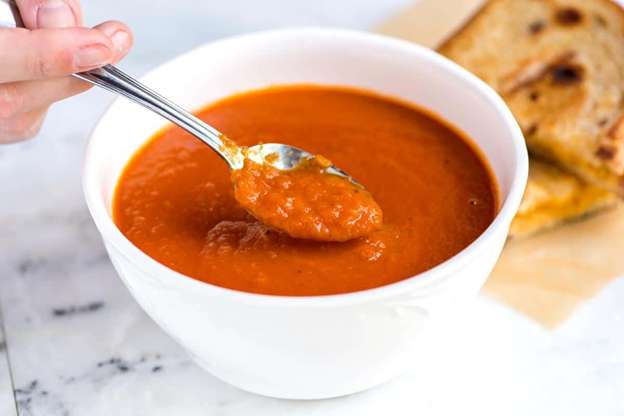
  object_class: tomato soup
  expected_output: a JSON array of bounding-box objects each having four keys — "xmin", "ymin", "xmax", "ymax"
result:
[{"xmin": 113, "ymin": 85, "xmax": 497, "ymax": 296}]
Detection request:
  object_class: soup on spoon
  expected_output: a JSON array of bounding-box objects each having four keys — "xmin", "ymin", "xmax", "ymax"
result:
[
  {"xmin": 219, "ymin": 134, "xmax": 383, "ymax": 241},
  {"xmin": 231, "ymin": 152, "xmax": 383, "ymax": 242}
]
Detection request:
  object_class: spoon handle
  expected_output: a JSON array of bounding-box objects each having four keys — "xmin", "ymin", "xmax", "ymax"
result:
[
  {"xmin": 75, "ymin": 66, "xmax": 230, "ymax": 161},
  {"xmin": 0, "ymin": 0, "xmax": 234, "ymax": 166}
]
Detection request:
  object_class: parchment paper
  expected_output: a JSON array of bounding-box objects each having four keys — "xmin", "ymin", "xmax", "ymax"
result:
[{"xmin": 378, "ymin": 0, "xmax": 624, "ymax": 328}]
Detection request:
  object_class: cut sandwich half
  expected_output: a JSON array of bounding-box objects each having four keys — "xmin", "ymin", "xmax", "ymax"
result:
[{"xmin": 439, "ymin": 0, "xmax": 624, "ymax": 194}]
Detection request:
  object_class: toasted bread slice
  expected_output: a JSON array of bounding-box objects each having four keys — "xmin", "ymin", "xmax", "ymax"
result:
[
  {"xmin": 510, "ymin": 159, "xmax": 617, "ymax": 237},
  {"xmin": 439, "ymin": 0, "xmax": 624, "ymax": 194}
]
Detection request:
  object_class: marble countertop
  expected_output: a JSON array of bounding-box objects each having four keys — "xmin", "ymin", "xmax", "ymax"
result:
[{"xmin": 1, "ymin": 0, "xmax": 623, "ymax": 414}]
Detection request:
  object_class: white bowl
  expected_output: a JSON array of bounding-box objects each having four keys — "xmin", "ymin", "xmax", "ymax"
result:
[{"xmin": 83, "ymin": 28, "xmax": 528, "ymax": 400}]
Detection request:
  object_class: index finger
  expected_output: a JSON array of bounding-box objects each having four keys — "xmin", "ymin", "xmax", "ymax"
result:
[
  {"xmin": 15, "ymin": 0, "xmax": 82, "ymax": 29},
  {"xmin": 0, "ymin": 27, "xmax": 114, "ymax": 82}
]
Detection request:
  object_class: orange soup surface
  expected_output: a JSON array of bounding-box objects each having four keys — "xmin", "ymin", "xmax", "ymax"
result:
[{"xmin": 113, "ymin": 86, "xmax": 497, "ymax": 296}]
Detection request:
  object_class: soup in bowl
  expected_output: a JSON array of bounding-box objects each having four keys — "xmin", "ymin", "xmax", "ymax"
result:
[{"xmin": 83, "ymin": 28, "xmax": 527, "ymax": 399}]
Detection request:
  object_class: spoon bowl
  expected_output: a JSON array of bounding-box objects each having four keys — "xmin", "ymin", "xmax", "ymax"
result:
[{"xmin": 245, "ymin": 143, "xmax": 354, "ymax": 181}]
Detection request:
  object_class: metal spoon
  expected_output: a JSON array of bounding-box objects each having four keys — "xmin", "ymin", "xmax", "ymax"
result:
[{"xmin": 0, "ymin": 0, "xmax": 354, "ymax": 179}]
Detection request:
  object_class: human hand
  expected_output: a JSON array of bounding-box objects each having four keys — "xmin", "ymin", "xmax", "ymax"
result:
[{"xmin": 0, "ymin": 0, "xmax": 132, "ymax": 143}]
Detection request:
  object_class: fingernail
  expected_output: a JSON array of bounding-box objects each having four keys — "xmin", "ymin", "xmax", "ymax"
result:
[
  {"xmin": 74, "ymin": 44, "xmax": 111, "ymax": 69},
  {"xmin": 111, "ymin": 31, "xmax": 131, "ymax": 53},
  {"xmin": 37, "ymin": 0, "xmax": 76, "ymax": 28}
]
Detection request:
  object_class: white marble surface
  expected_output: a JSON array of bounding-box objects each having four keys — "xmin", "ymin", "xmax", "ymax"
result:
[{"xmin": 1, "ymin": 0, "xmax": 624, "ymax": 415}]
